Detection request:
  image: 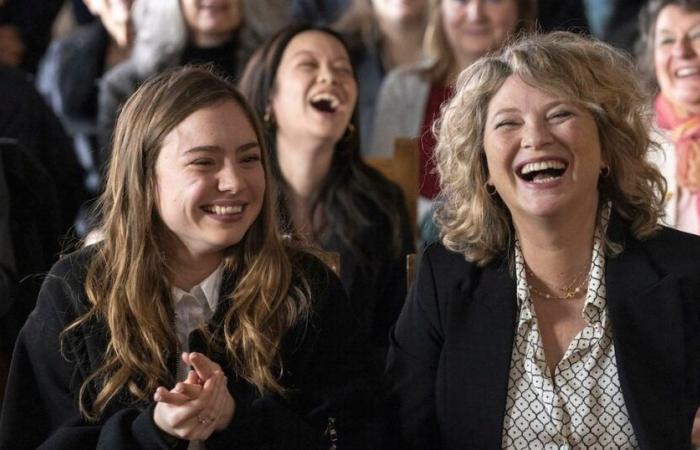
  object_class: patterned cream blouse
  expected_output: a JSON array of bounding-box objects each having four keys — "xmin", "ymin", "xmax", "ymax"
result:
[{"xmin": 501, "ymin": 210, "xmax": 639, "ymax": 449}]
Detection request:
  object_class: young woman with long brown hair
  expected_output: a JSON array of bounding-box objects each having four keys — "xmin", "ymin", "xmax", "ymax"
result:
[{"xmin": 0, "ymin": 66, "xmax": 379, "ymax": 449}]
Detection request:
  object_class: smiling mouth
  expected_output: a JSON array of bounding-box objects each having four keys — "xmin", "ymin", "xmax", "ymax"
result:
[
  {"xmin": 202, "ymin": 205, "xmax": 243, "ymax": 215},
  {"xmin": 310, "ymin": 93, "xmax": 340, "ymax": 113},
  {"xmin": 676, "ymin": 67, "xmax": 700, "ymax": 78},
  {"xmin": 518, "ymin": 160, "xmax": 568, "ymax": 184}
]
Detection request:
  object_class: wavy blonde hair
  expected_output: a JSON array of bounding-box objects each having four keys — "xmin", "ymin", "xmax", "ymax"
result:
[
  {"xmin": 434, "ymin": 31, "xmax": 667, "ymax": 265},
  {"xmin": 423, "ymin": 0, "xmax": 535, "ymax": 83},
  {"xmin": 65, "ymin": 66, "xmax": 309, "ymax": 420}
]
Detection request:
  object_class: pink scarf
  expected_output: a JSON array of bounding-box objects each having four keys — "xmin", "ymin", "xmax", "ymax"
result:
[{"xmin": 655, "ymin": 94, "xmax": 700, "ymax": 228}]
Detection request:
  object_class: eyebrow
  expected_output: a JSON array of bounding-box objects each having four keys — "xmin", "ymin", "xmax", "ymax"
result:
[
  {"xmin": 490, "ymin": 107, "xmax": 521, "ymax": 117},
  {"xmin": 489, "ymin": 101, "xmax": 571, "ymax": 119},
  {"xmin": 182, "ymin": 141, "xmax": 260, "ymax": 155},
  {"xmin": 290, "ymin": 50, "xmax": 350, "ymax": 63},
  {"xmin": 658, "ymin": 23, "xmax": 700, "ymax": 34}
]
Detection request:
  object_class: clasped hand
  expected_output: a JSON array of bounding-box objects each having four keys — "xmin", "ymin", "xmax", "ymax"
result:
[{"xmin": 153, "ymin": 352, "xmax": 235, "ymax": 441}]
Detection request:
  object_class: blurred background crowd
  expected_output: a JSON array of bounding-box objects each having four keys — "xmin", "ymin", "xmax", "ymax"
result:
[{"xmin": 1, "ymin": 0, "xmax": 697, "ymax": 410}]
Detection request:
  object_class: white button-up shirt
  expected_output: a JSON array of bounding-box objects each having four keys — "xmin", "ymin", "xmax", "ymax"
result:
[
  {"xmin": 170, "ymin": 265, "xmax": 223, "ymax": 450},
  {"xmin": 170, "ymin": 265, "xmax": 223, "ymax": 380}
]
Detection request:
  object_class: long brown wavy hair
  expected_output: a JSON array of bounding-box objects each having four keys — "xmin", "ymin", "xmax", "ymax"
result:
[{"xmin": 65, "ymin": 65, "xmax": 310, "ymax": 420}]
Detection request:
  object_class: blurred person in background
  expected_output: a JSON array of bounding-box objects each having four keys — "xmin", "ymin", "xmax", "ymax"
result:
[
  {"xmin": 334, "ymin": 0, "xmax": 427, "ymax": 154},
  {"xmin": 240, "ymin": 25, "xmax": 414, "ymax": 371},
  {"xmin": 0, "ymin": 66, "xmax": 85, "ymax": 236},
  {"xmin": 0, "ymin": 0, "xmax": 64, "ymax": 73},
  {"xmin": 37, "ymin": 0, "xmax": 136, "ymax": 229},
  {"xmin": 97, "ymin": 0, "xmax": 258, "ymax": 171},
  {"xmin": 639, "ymin": 0, "xmax": 700, "ymax": 237},
  {"xmin": 0, "ymin": 65, "xmax": 85, "ymax": 378},
  {"xmin": 0, "ymin": 138, "xmax": 64, "ymax": 398},
  {"xmin": 370, "ymin": 0, "xmax": 534, "ymax": 243}
]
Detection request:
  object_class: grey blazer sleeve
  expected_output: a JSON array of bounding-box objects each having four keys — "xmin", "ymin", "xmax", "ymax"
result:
[
  {"xmin": 367, "ymin": 65, "xmax": 431, "ymax": 158},
  {"xmin": 96, "ymin": 60, "xmax": 143, "ymax": 167}
]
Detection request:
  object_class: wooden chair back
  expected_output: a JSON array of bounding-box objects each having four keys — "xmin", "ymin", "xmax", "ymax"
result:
[
  {"xmin": 365, "ymin": 138, "xmax": 419, "ymax": 239},
  {"xmin": 406, "ymin": 253, "xmax": 417, "ymax": 292}
]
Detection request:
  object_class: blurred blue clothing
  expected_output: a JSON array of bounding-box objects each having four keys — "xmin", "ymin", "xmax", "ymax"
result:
[{"xmin": 584, "ymin": 0, "xmax": 614, "ymax": 37}]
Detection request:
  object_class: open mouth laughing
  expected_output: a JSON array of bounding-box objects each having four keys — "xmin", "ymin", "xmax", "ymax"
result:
[
  {"xmin": 309, "ymin": 92, "xmax": 341, "ymax": 113},
  {"xmin": 517, "ymin": 159, "xmax": 568, "ymax": 184}
]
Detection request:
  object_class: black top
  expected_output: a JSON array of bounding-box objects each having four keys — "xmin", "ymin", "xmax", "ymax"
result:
[
  {"xmin": 0, "ymin": 139, "xmax": 63, "ymax": 355},
  {"xmin": 0, "ymin": 154, "xmax": 14, "ymax": 318},
  {"xmin": 0, "ymin": 66, "xmax": 87, "ymax": 232},
  {"xmin": 321, "ymin": 181, "xmax": 414, "ymax": 369},
  {"xmin": 181, "ymin": 37, "xmax": 241, "ymax": 81},
  {"xmin": 386, "ymin": 218, "xmax": 700, "ymax": 450},
  {"xmin": 0, "ymin": 246, "xmax": 384, "ymax": 449}
]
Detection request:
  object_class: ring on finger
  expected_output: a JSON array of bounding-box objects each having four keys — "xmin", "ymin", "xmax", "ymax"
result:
[{"xmin": 196, "ymin": 414, "xmax": 210, "ymax": 425}]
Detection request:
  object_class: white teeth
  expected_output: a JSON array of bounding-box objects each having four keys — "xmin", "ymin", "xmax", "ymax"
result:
[
  {"xmin": 520, "ymin": 160, "xmax": 566, "ymax": 175},
  {"xmin": 532, "ymin": 175, "xmax": 560, "ymax": 184},
  {"xmin": 676, "ymin": 67, "xmax": 700, "ymax": 78},
  {"xmin": 310, "ymin": 93, "xmax": 340, "ymax": 109},
  {"xmin": 204, "ymin": 205, "xmax": 243, "ymax": 215}
]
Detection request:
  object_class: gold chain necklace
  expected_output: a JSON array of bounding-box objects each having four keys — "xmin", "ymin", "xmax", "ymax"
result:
[{"xmin": 525, "ymin": 266, "xmax": 590, "ymax": 300}]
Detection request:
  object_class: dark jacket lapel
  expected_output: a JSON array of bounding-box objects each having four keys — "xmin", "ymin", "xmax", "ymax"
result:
[
  {"xmin": 606, "ymin": 228, "xmax": 690, "ymax": 449},
  {"xmin": 442, "ymin": 260, "xmax": 517, "ymax": 449}
]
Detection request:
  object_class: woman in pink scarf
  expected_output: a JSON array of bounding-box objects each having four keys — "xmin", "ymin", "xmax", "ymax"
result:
[{"xmin": 639, "ymin": 0, "xmax": 700, "ymax": 235}]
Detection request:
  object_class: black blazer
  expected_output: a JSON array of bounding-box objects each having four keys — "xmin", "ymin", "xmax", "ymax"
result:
[
  {"xmin": 0, "ymin": 246, "xmax": 383, "ymax": 449},
  {"xmin": 386, "ymin": 221, "xmax": 700, "ymax": 450}
]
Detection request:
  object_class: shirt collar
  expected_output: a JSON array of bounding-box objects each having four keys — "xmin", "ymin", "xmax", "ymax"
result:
[
  {"xmin": 583, "ymin": 204, "xmax": 610, "ymax": 326},
  {"xmin": 514, "ymin": 203, "xmax": 612, "ymax": 327},
  {"xmin": 170, "ymin": 263, "xmax": 224, "ymax": 312}
]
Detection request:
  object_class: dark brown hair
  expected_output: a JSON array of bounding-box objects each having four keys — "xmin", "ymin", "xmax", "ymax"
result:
[{"xmin": 239, "ymin": 24, "xmax": 406, "ymax": 265}]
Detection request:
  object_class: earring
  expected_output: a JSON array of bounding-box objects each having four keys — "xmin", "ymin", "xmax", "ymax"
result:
[
  {"xmin": 341, "ymin": 122, "xmax": 356, "ymax": 142},
  {"xmin": 600, "ymin": 166, "xmax": 610, "ymax": 178},
  {"xmin": 485, "ymin": 182, "xmax": 497, "ymax": 196},
  {"xmin": 263, "ymin": 107, "xmax": 275, "ymax": 129}
]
